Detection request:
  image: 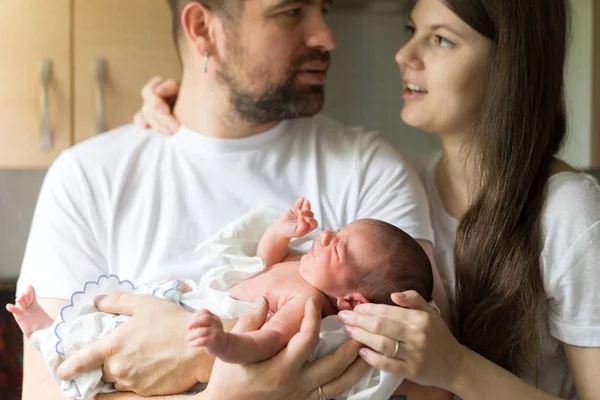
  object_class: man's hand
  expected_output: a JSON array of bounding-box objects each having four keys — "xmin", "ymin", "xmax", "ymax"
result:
[{"xmin": 56, "ymin": 292, "xmax": 203, "ymax": 396}]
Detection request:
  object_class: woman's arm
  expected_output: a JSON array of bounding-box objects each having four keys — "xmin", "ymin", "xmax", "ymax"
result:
[
  {"xmin": 339, "ymin": 291, "xmax": 564, "ymax": 400},
  {"xmin": 451, "ymin": 346, "xmax": 562, "ymax": 400},
  {"xmin": 563, "ymin": 344, "xmax": 600, "ymax": 400}
]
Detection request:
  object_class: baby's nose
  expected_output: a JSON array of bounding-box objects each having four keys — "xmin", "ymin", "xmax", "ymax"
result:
[{"xmin": 321, "ymin": 230, "xmax": 334, "ymax": 246}]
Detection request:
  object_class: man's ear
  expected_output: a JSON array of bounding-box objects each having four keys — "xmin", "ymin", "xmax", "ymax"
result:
[
  {"xmin": 180, "ymin": 2, "xmax": 217, "ymax": 56},
  {"xmin": 336, "ymin": 293, "xmax": 369, "ymax": 311}
]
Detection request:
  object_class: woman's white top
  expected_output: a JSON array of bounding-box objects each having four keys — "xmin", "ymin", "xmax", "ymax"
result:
[{"xmin": 419, "ymin": 154, "xmax": 600, "ymax": 399}]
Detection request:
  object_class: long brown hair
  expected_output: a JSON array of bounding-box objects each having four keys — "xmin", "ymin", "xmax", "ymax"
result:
[{"xmin": 444, "ymin": 0, "xmax": 570, "ymax": 377}]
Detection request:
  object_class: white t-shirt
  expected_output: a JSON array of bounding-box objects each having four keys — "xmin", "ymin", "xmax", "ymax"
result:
[
  {"xmin": 18, "ymin": 115, "xmax": 433, "ymax": 300},
  {"xmin": 420, "ymin": 154, "xmax": 600, "ymax": 399}
]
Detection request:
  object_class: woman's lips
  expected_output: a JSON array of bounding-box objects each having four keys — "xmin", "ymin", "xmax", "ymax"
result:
[{"xmin": 403, "ymin": 88, "xmax": 428, "ymax": 100}]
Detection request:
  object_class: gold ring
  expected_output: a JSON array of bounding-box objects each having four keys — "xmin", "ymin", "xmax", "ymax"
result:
[
  {"xmin": 385, "ymin": 340, "xmax": 400, "ymax": 358},
  {"xmin": 318, "ymin": 386, "xmax": 327, "ymax": 400},
  {"xmin": 392, "ymin": 339, "xmax": 400, "ymax": 358}
]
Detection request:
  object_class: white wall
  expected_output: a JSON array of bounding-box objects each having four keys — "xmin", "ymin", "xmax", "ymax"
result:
[
  {"xmin": 563, "ymin": 0, "xmax": 594, "ymax": 168},
  {"xmin": 323, "ymin": 11, "xmax": 440, "ymax": 158}
]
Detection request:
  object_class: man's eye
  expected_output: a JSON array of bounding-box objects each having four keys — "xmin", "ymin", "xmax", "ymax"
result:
[{"xmin": 283, "ymin": 8, "xmax": 302, "ymax": 17}]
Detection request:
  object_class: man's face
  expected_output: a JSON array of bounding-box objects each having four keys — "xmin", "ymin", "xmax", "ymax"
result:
[{"xmin": 216, "ymin": 0, "xmax": 336, "ymax": 123}]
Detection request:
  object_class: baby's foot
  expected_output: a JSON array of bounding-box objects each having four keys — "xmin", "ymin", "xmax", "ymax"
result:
[
  {"xmin": 178, "ymin": 280, "xmax": 193, "ymax": 294},
  {"xmin": 6, "ymin": 285, "xmax": 54, "ymax": 339},
  {"xmin": 186, "ymin": 309, "xmax": 228, "ymax": 357}
]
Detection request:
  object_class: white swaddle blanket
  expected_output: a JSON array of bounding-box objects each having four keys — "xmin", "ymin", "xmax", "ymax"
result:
[{"xmin": 30, "ymin": 207, "xmax": 403, "ymax": 400}]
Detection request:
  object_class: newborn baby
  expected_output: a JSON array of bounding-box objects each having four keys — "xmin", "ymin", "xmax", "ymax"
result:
[
  {"xmin": 7, "ymin": 198, "xmax": 433, "ymax": 395},
  {"xmin": 184, "ymin": 198, "xmax": 434, "ymax": 363}
]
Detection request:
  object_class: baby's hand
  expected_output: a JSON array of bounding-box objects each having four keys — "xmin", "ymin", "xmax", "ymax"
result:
[
  {"xmin": 279, "ymin": 198, "xmax": 318, "ymax": 239},
  {"xmin": 187, "ymin": 310, "xmax": 226, "ymax": 355}
]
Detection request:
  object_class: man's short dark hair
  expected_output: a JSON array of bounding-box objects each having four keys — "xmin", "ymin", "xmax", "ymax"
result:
[
  {"xmin": 355, "ymin": 220, "xmax": 434, "ymax": 306},
  {"xmin": 166, "ymin": 0, "xmax": 244, "ymax": 55}
]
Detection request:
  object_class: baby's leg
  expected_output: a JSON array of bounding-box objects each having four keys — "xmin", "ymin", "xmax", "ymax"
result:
[{"xmin": 5, "ymin": 285, "xmax": 54, "ymax": 339}]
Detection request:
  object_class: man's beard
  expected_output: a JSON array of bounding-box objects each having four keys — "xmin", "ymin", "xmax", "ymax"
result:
[{"xmin": 217, "ymin": 48, "xmax": 330, "ymax": 124}]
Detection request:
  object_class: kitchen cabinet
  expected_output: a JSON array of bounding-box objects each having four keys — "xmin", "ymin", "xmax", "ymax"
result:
[
  {"xmin": 73, "ymin": 0, "xmax": 180, "ymax": 142},
  {"xmin": 0, "ymin": 0, "xmax": 72, "ymax": 168},
  {"xmin": 0, "ymin": 0, "xmax": 181, "ymax": 168}
]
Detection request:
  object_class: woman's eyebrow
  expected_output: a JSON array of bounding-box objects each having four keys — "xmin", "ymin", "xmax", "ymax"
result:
[{"xmin": 408, "ymin": 16, "xmax": 468, "ymax": 40}]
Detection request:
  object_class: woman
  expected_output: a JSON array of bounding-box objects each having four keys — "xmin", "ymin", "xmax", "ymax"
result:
[{"xmin": 137, "ymin": 0, "xmax": 600, "ymax": 398}]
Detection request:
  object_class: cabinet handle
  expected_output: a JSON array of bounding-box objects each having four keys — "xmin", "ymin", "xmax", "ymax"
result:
[
  {"xmin": 95, "ymin": 58, "xmax": 107, "ymax": 134},
  {"xmin": 39, "ymin": 59, "xmax": 53, "ymax": 149}
]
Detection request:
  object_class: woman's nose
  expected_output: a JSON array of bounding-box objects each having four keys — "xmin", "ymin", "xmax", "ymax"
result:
[{"xmin": 395, "ymin": 39, "xmax": 423, "ymax": 70}]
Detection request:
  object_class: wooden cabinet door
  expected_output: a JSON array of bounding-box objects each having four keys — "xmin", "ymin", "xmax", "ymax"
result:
[
  {"xmin": 0, "ymin": 0, "xmax": 72, "ymax": 168},
  {"xmin": 73, "ymin": 0, "xmax": 181, "ymax": 142}
]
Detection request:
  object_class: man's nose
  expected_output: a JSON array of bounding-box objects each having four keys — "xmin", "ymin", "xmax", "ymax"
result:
[{"xmin": 306, "ymin": 16, "xmax": 337, "ymax": 51}]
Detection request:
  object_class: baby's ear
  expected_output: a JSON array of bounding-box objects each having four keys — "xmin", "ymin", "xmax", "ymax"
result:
[
  {"xmin": 336, "ymin": 297, "xmax": 353, "ymax": 311},
  {"xmin": 338, "ymin": 293, "xmax": 369, "ymax": 311}
]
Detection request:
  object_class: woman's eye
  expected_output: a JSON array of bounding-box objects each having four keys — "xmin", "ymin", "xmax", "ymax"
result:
[
  {"xmin": 404, "ymin": 25, "xmax": 416, "ymax": 37},
  {"xmin": 435, "ymin": 35, "xmax": 454, "ymax": 48}
]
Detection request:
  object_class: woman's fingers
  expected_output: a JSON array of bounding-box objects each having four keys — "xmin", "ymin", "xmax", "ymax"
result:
[
  {"xmin": 344, "ymin": 324, "xmax": 410, "ymax": 360},
  {"xmin": 133, "ymin": 111, "xmax": 150, "ymax": 129},
  {"xmin": 358, "ymin": 347, "xmax": 411, "ymax": 378},
  {"xmin": 139, "ymin": 75, "xmax": 179, "ymax": 134},
  {"xmin": 140, "ymin": 75, "xmax": 165, "ymax": 98},
  {"xmin": 391, "ymin": 290, "xmax": 436, "ymax": 313},
  {"xmin": 155, "ymin": 78, "xmax": 180, "ymax": 97},
  {"xmin": 339, "ymin": 307, "xmax": 415, "ymax": 340}
]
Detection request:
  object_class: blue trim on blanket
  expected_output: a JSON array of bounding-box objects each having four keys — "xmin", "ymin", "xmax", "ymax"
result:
[
  {"xmin": 53, "ymin": 274, "xmax": 185, "ymax": 398},
  {"xmin": 54, "ymin": 275, "xmax": 135, "ymax": 397}
]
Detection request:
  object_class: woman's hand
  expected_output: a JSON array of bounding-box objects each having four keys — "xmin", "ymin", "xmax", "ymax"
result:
[
  {"xmin": 338, "ymin": 290, "xmax": 465, "ymax": 392},
  {"xmin": 56, "ymin": 292, "xmax": 204, "ymax": 396},
  {"xmin": 133, "ymin": 75, "xmax": 180, "ymax": 135},
  {"xmin": 204, "ymin": 297, "xmax": 370, "ymax": 400}
]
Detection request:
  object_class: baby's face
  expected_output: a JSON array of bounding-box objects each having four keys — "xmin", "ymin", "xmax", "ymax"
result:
[{"xmin": 299, "ymin": 220, "xmax": 373, "ymax": 297}]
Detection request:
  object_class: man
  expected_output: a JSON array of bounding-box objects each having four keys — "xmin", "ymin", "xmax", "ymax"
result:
[{"xmin": 17, "ymin": 0, "xmax": 448, "ymax": 399}]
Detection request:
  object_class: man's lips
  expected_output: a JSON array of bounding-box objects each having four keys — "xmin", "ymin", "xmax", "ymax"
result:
[{"xmin": 297, "ymin": 68, "xmax": 328, "ymax": 85}]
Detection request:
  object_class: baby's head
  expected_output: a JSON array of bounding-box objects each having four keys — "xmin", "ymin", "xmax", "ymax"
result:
[{"xmin": 299, "ymin": 219, "xmax": 433, "ymax": 310}]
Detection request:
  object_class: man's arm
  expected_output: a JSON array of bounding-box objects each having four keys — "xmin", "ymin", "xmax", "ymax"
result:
[
  {"xmin": 22, "ymin": 299, "xmax": 69, "ymax": 400},
  {"xmin": 26, "ymin": 299, "xmax": 231, "ymax": 400}
]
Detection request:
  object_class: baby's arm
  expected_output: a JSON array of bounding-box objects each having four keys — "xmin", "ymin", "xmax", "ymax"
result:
[
  {"xmin": 187, "ymin": 296, "xmax": 308, "ymax": 364},
  {"xmin": 257, "ymin": 198, "xmax": 318, "ymax": 267}
]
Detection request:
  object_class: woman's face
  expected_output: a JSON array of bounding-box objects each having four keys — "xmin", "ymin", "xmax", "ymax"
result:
[{"xmin": 396, "ymin": 0, "xmax": 492, "ymax": 136}]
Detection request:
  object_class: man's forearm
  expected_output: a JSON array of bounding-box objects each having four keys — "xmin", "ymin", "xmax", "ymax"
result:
[{"xmin": 97, "ymin": 392, "xmax": 203, "ymax": 399}]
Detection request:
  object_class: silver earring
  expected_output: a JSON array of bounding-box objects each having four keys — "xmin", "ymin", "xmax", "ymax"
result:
[{"xmin": 204, "ymin": 52, "xmax": 209, "ymax": 73}]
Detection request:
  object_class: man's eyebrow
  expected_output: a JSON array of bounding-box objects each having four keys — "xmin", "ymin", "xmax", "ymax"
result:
[
  {"xmin": 266, "ymin": 0, "xmax": 331, "ymax": 13},
  {"xmin": 267, "ymin": 0, "xmax": 312, "ymax": 12}
]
